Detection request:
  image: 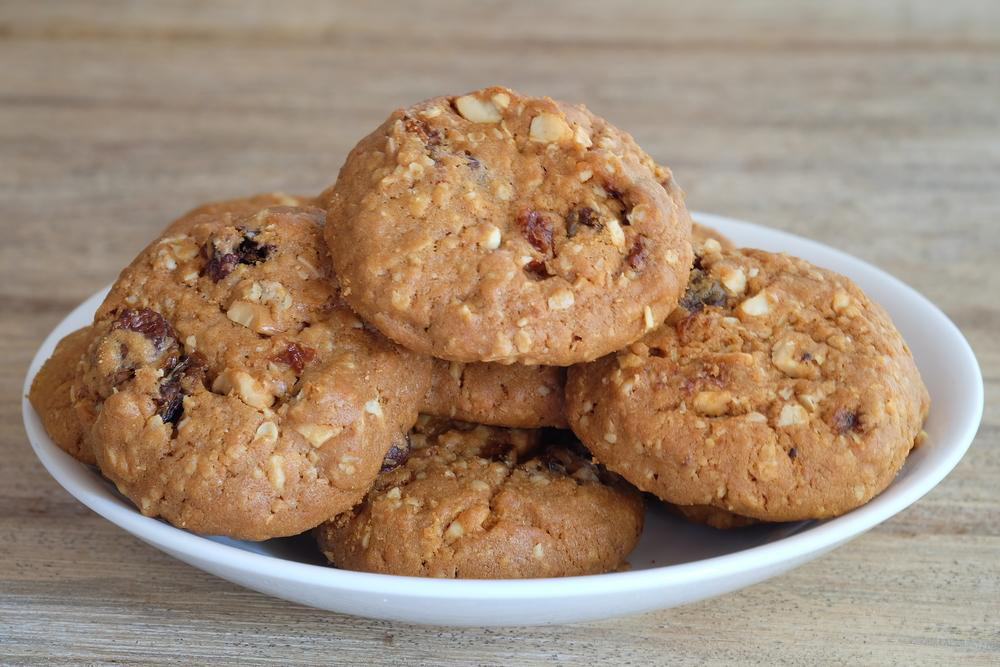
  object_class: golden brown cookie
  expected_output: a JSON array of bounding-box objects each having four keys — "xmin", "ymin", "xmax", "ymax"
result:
[
  {"xmin": 317, "ymin": 416, "xmax": 644, "ymax": 578},
  {"xmin": 79, "ymin": 203, "xmax": 430, "ymax": 540},
  {"xmin": 422, "ymin": 359, "xmax": 567, "ymax": 428},
  {"xmin": 323, "ymin": 86, "xmax": 692, "ymax": 365},
  {"xmin": 567, "ymin": 246, "xmax": 929, "ymax": 522},
  {"xmin": 28, "ymin": 326, "xmax": 99, "ymax": 464}
]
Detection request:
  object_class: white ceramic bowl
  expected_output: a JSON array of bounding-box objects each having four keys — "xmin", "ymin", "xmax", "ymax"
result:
[{"xmin": 22, "ymin": 213, "xmax": 983, "ymax": 626}]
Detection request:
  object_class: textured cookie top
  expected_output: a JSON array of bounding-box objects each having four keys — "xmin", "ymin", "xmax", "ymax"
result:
[
  {"xmin": 324, "ymin": 86, "xmax": 692, "ymax": 365},
  {"xmin": 28, "ymin": 326, "xmax": 99, "ymax": 464},
  {"xmin": 567, "ymin": 247, "xmax": 929, "ymax": 521},
  {"xmin": 80, "ymin": 204, "xmax": 430, "ymax": 540},
  {"xmin": 422, "ymin": 359, "xmax": 567, "ymax": 429},
  {"xmin": 317, "ymin": 416, "xmax": 643, "ymax": 578}
]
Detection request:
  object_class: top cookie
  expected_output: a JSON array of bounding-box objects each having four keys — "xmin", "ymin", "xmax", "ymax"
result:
[
  {"xmin": 323, "ymin": 86, "xmax": 692, "ymax": 365},
  {"xmin": 78, "ymin": 202, "xmax": 430, "ymax": 540},
  {"xmin": 566, "ymin": 246, "xmax": 929, "ymax": 521}
]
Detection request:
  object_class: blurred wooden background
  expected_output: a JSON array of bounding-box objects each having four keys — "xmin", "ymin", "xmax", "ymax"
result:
[{"xmin": 2, "ymin": 1, "xmax": 998, "ymax": 664}]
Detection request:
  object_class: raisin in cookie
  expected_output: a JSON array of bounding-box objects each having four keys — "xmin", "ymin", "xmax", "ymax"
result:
[
  {"xmin": 80, "ymin": 203, "xmax": 430, "ymax": 540},
  {"xmin": 566, "ymin": 246, "xmax": 929, "ymax": 522},
  {"xmin": 322, "ymin": 86, "xmax": 692, "ymax": 365},
  {"xmin": 28, "ymin": 326, "xmax": 99, "ymax": 464},
  {"xmin": 317, "ymin": 416, "xmax": 643, "ymax": 578},
  {"xmin": 422, "ymin": 360, "xmax": 567, "ymax": 428}
]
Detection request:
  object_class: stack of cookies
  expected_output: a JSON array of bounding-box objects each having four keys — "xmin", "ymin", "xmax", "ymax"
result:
[{"xmin": 29, "ymin": 86, "xmax": 929, "ymax": 579}]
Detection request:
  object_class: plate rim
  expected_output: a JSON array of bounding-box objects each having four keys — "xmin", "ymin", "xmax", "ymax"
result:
[{"xmin": 21, "ymin": 212, "xmax": 984, "ymax": 601}]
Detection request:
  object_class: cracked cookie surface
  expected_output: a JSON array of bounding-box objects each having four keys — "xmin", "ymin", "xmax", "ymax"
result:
[
  {"xmin": 566, "ymin": 246, "xmax": 929, "ymax": 521},
  {"xmin": 79, "ymin": 203, "xmax": 430, "ymax": 540},
  {"xmin": 322, "ymin": 86, "xmax": 692, "ymax": 365},
  {"xmin": 316, "ymin": 416, "xmax": 643, "ymax": 578},
  {"xmin": 422, "ymin": 360, "xmax": 567, "ymax": 428}
]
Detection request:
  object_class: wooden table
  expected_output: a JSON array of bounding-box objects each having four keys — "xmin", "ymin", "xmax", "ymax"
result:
[{"xmin": 2, "ymin": 2, "xmax": 997, "ymax": 664}]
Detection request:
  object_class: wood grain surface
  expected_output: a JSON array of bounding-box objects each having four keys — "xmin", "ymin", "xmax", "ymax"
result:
[{"xmin": 2, "ymin": 1, "xmax": 998, "ymax": 664}]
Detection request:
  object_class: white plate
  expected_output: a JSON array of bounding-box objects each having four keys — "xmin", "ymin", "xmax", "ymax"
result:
[{"xmin": 22, "ymin": 213, "xmax": 983, "ymax": 626}]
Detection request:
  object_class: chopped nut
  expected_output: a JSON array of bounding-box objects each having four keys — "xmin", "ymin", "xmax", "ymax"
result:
[
  {"xmin": 719, "ymin": 266, "xmax": 747, "ymax": 295},
  {"xmin": 386, "ymin": 486, "xmax": 402, "ymax": 500},
  {"xmin": 444, "ymin": 520, "xmax": 464, "ymax": 540},
  {"xmin": 491, "ymin": 92, "xmax": 510, "ymax": 109},
  {"xmin": 226, "ymin": 300, "xmax": 272, "ymax": 333},
  {"xmin": 606, "ymin": 218, "xmax": 626, "ymax": 248},
  {"xmin": 454, "ymin": 94, "xmax": 502, "ymax": 123},
  {"xmin": 832, "ymin": 289, "xmax": 852, "ymax": 313},
  {"xmin": 293, "ymin": 422, "xmax": 343, "ymax": 448},
  {"xmin": 643, "ymin": 305, "xmax": 655, "ymax": 330},
  {"xmin": 547, "ymin": 289, "xmax": 575, "ymax": 310},
  {"xmin": 777, "ymin": 403, "xmax": 807, "ymax": 427},
  {"xmin": 529, "ymin": 112, "xmax": 572, "ymax": 143},
  {"xmin": 211, "ymin": 369, "xmax": 273, "ymax": 409},
  {"xmin": 481, "ymin": 224, "xmax": 502, "ymax": 250},
  {"xmin": 268, "ymin": 454, "xmax": 285, "ymax": 491},
  {"xmin": 771, "ymin": 334, "xmax": 826, "ymax": 379},
  {"xmin": 532, "ymin": 543, "xmax": 545, "ymax": 559},
  {"xmin": 252, "ymin": 421, "xmax": 279, "ymax": 445},
  {"xmin": 693, "ymin": 390, "xmax": 732, "ymax": 417},
  {"xmin": 739, "ymin": 291, "xmax": 771, "ymax": 316},
  {"xmin": 364, "ymin": 399, "xmax": 384, "ymax": 418},
  {"xmin": 514, "ymin": 329, "xmax": 532, "ymax": 353}
]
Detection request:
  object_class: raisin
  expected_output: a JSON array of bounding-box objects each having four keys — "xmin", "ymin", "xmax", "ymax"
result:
[
  {"xmin": 380, "ymin": 435, "xmax": 411, "ymax": 473},
  {"xmin": 626, "ymin": 237, "xmax": 647, "ymax": 270},
  {"xmin": 201, "ymin": 245, "xmax": 239, "ymax": 282},
  {"xmin": 404, "ymin": 115, "xmax": 441, "ymax": 147},
  {"xmin": 606, "ymin": 187, "xmax": 628, "ymax": 221},
  {"xmin": 649, "ymin": 347, "xmax": 668, "ymax": 358},
  {"xmin": 154, "ymin": 353, "xmax": 207, "ymax": 425},
  {"xmin": 833, "ymin": 408, "xmax": 861, "ymax": 434},
  {"xmin": 200, "ymin": 229, "xmax": 273, "ymax": 283},
  {"xmin": 235, "ymin": 234, "xmax": 272, "ymax": 265},
  {"xmin": 523, "ymin": 259, "xmax": 553, "ymax": 279},
  {"xmin": 113, "ymin": 308, "xmax": 176, "ymax": 350},
  {"xmin": 788, "ymin": 447, "xmax": 798, "ymax": 460},
  {"xmin": 463, "ymin": 151, "xmax": 481, "ymax": 170},
  {"xmin": 271, "ymin": 342, "xmax": 316, "ymax": 373},
  {"xmin": 517, "ymin": 210, "xmax": 553, "ymax": 254},
  {"xmin": 678, "ymin": 269, "xmax": 728, "ymax": 313},
  {"xmin": 566, "ymin": 206, "xmax": 601, "ymax": 238}
]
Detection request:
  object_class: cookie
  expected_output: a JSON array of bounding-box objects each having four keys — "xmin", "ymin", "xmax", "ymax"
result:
[
  {"xmin": 422, "ymin": 360, "xmax": 567, "ymax": 428},
  {"xmin": 322, "ymin": 86, "xmax": 692, "ymax": 365},
  {"xmin": 164, "ymin": 192, "xmax": 315, "ymax": 235},
  {"xmin": 667, "ymin": 504, "xmax": 757, "ymax": 529},
  {"xmin": 317, "ymin": 416, "xmax": 644, "ymax": 578},
  {"xmin": 566, "ymin": 246, "xmax": 929, "ymax": 521},
  {"xmin": 692, "ymin": 222, "xmax": 733, "ymax": 251},
  {"xmin": 28, "ymin": 326, "xmax": 99, "ymax": 464},
  {"xmin": 80, "ymin": 203, "xmax": 430, "ymax": 539}
]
